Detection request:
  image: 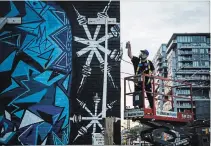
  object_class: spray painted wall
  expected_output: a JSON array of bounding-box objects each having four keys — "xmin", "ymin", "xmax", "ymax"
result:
[{"xmin": 0, "ymin": 1, "xmax": 120, "ymax": 145}]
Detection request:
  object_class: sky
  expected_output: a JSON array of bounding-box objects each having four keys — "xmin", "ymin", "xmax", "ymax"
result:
[{"xmin": 120, "ymin": 0, "xmax": 210, "ymax": 124}]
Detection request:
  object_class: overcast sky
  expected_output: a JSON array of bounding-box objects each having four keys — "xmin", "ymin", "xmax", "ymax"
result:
[{"xmin": 120, "ymin": 0, "xmax": 210, "ymax": 122}]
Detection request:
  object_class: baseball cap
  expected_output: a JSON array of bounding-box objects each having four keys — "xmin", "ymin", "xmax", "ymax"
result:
[{"xmin": 140, "ymin": 49, "xmax": 149, "ymax": 56}]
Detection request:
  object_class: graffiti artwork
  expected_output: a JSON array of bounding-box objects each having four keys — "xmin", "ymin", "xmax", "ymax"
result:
[
  {"xmin": 0, "ymin": 1, "xmax": 71, "ymax": 145},
  {"xmin": 0, "ymin": 0, "xmax": 120, "ymax": 145}
]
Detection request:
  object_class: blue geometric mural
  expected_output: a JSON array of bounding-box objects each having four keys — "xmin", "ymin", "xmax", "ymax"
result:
[{"xmin": 0, "ymin": 1, "xmax": 71, "ymax": 145}]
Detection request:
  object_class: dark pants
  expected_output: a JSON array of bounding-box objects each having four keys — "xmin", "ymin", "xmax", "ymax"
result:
[{"xmin": 133, "ymin": 81, "xmax": 153, "ymax": 109}]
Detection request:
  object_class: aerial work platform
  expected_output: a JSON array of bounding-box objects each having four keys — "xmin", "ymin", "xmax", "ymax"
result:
[
  {"xmin": 124, "ymin": 74, "xmax": 194, "ymax": 123},
  {"xmin": 123, "ymin": 74, "xmax": 205, "ymax": 146}
]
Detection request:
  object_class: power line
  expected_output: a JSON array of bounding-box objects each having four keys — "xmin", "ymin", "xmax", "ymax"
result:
[
  {"xmin": 121, "ymin": 72, "xmax": 134, "ymax": 75},
  {"xmin": 121, "ymin": 59, "xmax": 133, "ymax": 65}
]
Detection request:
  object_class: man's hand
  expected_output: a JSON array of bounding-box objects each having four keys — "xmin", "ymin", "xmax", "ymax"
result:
[
  {"xmin": 126, "ymin": 41, "xmax": 133, "ymax": 59},
  {"xmin": 126, "ymin": 41, "xmax": 131, "ymax": 49}
]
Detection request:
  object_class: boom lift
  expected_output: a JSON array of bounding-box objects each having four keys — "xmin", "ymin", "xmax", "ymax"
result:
[{"xmin": 123, "ymin": 74, "xmax": 210, "ymax": 146}]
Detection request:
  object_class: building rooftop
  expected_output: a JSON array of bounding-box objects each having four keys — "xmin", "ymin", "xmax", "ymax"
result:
[{"xmin": 166, "ymin": 33, "xmax": 210, "ymax": 48}]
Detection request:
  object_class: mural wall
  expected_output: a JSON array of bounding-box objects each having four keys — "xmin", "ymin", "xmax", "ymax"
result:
[
  {"xmin": 60, "ymin": 1, "xmax": 121, "ymax": 144},
  {"xmin": 0, "ymin": 0, "xmax": 120, "ymax": 145}
]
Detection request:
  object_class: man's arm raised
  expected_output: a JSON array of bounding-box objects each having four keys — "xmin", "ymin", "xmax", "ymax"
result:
[{"xmin": 126, "ymin": 41, "xmax": 133, "ymax": 59}]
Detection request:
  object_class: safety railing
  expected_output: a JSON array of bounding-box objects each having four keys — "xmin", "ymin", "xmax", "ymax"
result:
[{"xmin": 124, "ymin": 74, "xmax": 194, "ymax": 122}]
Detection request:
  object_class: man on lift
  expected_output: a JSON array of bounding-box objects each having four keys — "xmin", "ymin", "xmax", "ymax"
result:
[{"xmin": 126, "ymin": 41, "xmax": 155, "ymax": 109}]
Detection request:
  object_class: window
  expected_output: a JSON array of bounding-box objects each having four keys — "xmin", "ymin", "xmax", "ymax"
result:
[
  {"xmin": 205, "ymin": 61, "xmax": 209, "ymax": 67},
  {"xmin": 202, "ymin": 36, "xmax": 206, "ymax": 42},
  {"xmin": 178, "ymin": 62, "xmax": 182, "ymax": 67},
  {"xmin": 200, "ymin": 49, "xmax": 204, "ymax": 54},
  {"xmin": 193, "ymin": 61, "xmax": 199, "ymax": 67},
  {"xmin": 205, "ymin": 49, "xmax": 209, "ymax": 54},
  {"xmin": 207, "ymin": 38, "xmax": 210, "ymax": 44},
  {"xmin": 193, "ymin": 48, "xmax": 198, "ymax": 53},
  {"xmin": 177, "ymin": 36, "xmax": 181, "ymax": 42},
  {"xmin": 187, "ymin": 36, "xmax": 191, "ymax": 42},
  {"xmin": 200, "ymin": 61, "xmax": 205, "ymax": 66},
  {"xmin": 205, "ymin": 55, "xmax": 209, "ymax": 60}
]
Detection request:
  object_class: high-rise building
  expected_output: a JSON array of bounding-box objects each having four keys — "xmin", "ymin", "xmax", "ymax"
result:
[
  {"xmin": 166, "ymin": 33, "xmax": 210, "ymax": 119},
  {"xmin": 152, "ymin": 44, "xmax": 168, "ymax": 78}
]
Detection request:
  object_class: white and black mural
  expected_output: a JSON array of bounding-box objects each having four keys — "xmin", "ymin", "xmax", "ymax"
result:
[{"xmin": 60, "ymin": 0, "xmax": 121, "ymax": 144}]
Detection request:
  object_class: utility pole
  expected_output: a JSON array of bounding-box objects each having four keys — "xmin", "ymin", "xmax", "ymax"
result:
[{"xmin": 104, "ymin": 117, "xmax": 114, "ymax": 145}]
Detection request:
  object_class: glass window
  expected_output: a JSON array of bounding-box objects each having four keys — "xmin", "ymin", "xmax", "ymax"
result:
[
  {"xmin": 192, "ymin": 36, "xmax": 196, "ymax": 42},
  {"xmin": 205, "ymin": 49, "xmax": 208, "ymax": 54},
  {"xmin": 193, "ymin": 61, "xmax": 199, "ymax": 67},
  {"xmin": 187, "ymin": 36, "xmax": 191, "ymax": 42},
  {"xmin": 178, "ymin": 62, "xmax": 182, "ymax": 68},
  {"xmin": 200, "ymin": 49, "xmax": 204, "ymax": 54},
  {"xmin": 207, "ymin": 38, "xmax": 210, "ymax": 44},
  {"xmin": 205, "ymin": 55, "xmax": 209, "ymax": 60},
  {"xmin": 205, "ymin": 61, "xmax": 209, "ymax": 67},
  {"xmin": 196, "ymin": 36, "xmax": 201, "ymax": 42},
  {"xmin": 177, "ymin": 36, "xmax": 181, "ymax": 42},
  {"xmin": 193, "ymin": 48, "xmax": 198, "ymax": 53},
  {"xmin": 200, "ymin": 61, "xmax": 205, "ymax": 66},
  {"xmin": 184, "ymin": 36, "xmax": 187, "ymax": 42},
  {"xmin": 190, "ymin": 36, "xmax": 192, "ymax": 42},
  {"xmin": 202, "ymin": 36, "xmax": 206, "ymax": 42}
]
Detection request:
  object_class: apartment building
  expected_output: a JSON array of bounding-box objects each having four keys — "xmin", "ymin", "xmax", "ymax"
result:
[{"xmin": 166, "ymin": 33, "xmax": 210, "ymax": 119}]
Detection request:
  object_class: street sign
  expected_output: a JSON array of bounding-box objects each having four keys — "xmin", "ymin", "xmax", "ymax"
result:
[
  {"xmin": 92, "ymin": 133, "xmax": 104, "ymax": 145},
  {"xmin": 88, "ymin": 18, "xmax": 116, "ymax": 24}
]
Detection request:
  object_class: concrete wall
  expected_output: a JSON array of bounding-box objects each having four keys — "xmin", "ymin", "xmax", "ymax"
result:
[{"xmin": 0, "ymin": 1, "xmax": 120, "ymax": 145}]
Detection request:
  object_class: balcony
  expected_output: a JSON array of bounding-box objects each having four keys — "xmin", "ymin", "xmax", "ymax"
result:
[
  {"xmin": 178, "ymin": 51, "xmax": 193, "ymax": 55},
  {"xmin": 161, "ymin": 63, "xmax": 167, "ymax": 68},
  {"xmin": 167, "ymin": 40, "xmax": 177, "ymax": 54},
  {"xmin": 180, "ymin": 43, "xmax": 210, "ymax": 49},
  {"xmin": 176, "ymin": 70, "xmax": 210, "ymax": 74},
  {"xmin": 181, "ymin": 65, "xmax": 209, "ymax": 69},
  {"xmin": 177, "ymin": 77, "xmax": 209, "ymax": 80},
  {"xmin": 179, "ymin": 60, "xmax": 192, "ymax": 62}
]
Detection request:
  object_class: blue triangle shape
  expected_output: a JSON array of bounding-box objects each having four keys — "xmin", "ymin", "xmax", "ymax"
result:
[
  {"xmin": 38, "ymin": 49, "xmax": 53, "ymax": 60},
  {"xmin": 45, "ymin": 40, "xmax": 52, "ymax": 50},
  {"xmin": 52, "ymin": 114, "xmax": 60, "ymax": 124},
  {"xmin": 0, "ymin": 51, "xmax": 16, "ymax": 72},
  {"xmin": 20, "ymin": 34, "xmax": 36, "ymax": 50},
  {"xmin": 14, "ymin": 110, "xmax": 24, "ymax": 118},
  {"xmin": 12, "ymin": 61, "xmax": 40, "ymax": 77},
  {"xmin": 52, "ymin": 11, "xmax": 66, "ymax": 24},
  {"xmin": 62, "ymin": 75, "xmax": 70, "ymax": 90},
  {"xmin": 1, "ymin": 78, "xmax": 19, "ymax": 94},
  {"xmin": 52, "ymin": 132, "xmax": 63, "ymax": 145},
  {"xmin": 0, "ymin": 34, "xmax": 21, "ymax": 47},
  {"xmin": 17, "ymin": 22, "xmax": 42, "ymax": 34},
  {"xmin": 22, "ymin": 3, "xmax": 43, "ymax": 24},
  {"xmin": 14, "ymin": 89, "xmax": 47, "ymax": 104},
  {"xmin": 6, "ymin": 1, "xmax": 20, "ymax": 17},
  {"xmin": 55, "ymin": 87, "xmax": 69, "ymax": 129}
]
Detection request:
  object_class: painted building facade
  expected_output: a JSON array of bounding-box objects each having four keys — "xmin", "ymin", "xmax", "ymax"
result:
[{"xmin": 0, "ymin": 1, "xmax": 121, "ymax": 145}]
